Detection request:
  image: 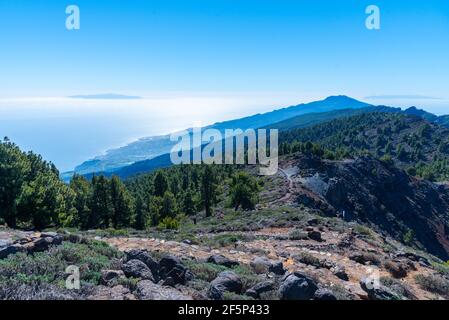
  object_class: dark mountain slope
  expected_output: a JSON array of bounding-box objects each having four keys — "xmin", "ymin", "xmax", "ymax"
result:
[
  {"xmin": 210, "ymin": 95, "xmax": 371, "ymax": 131},
  {"xmin": 68, "ymin": 96, "xmax": 371, "ymax": 177},
  {"xmin": 266, "ymin": 105, "xmax": 400, "ymax": 131},
  {"xmin": 436, "ymin": 115, "xmax": 449, "ymax": 128},
  {"xmin": 280, "ymin": 112, "xmax": 449, "ymax": 181},
  {"xmin": 101, "ymin": 110, "xmax": 449, "ymax": 180},
  {"xmin": 293, "ymin": 155, "xmax": 449, "ymax": 260}
]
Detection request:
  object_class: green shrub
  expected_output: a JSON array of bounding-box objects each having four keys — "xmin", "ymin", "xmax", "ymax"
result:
[
  {"xmin": 293, "ymin": 252, "xmax": 322, "ymax": 268},
  {"xmin": 288, "ymin": 230, "xmax": 308, "ymax": 240},
  {"xmin": 205, "ymin": 233, "xmax": 249, "ymax": 248},
  {"xmin": 403, "ymin": 229, "xmax": 415, "ymax": 245},
  {"xmin": 0, "ymin": 240, "xmax": 122, "ymax": 290},
  {"xmin": 185, "ymin": 261, "xmax": 227, "ymax": 282},
  {"xmin": 231, "ymin": 265, "xmax": 261, "ymax": 291},
  {"xmin": 415, "ymin": 274, "xmax": 449, "ymax": 297},
  {"xmin": 381, "ymin": 276, "xmax": 416, "ymax": 300},
  {"xmin": 432, "ymin": 261, "xmax": 449, "ymax": 276},
  {"xmin": 223, "ymin": 291, "xmax": 254, "ymax": 300},
  {"xmin": 354, "ymin": 225, "xmax": 374, "ymax": 238},
  {"xmin": 158, "ymin": 217, "xmax": 180, "ymax": 230}
]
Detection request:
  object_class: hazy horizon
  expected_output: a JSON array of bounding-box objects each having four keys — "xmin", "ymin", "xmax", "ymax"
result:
[{"xmin": 1, "ymin": 93, "xmax": 447, "ymax": 171}]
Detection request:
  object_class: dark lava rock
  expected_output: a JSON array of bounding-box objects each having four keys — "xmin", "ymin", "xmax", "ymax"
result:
[
  {"xmin": 269, "ymin": 261, "xmax": 285, "ymax": 275},
  {"xmin": 360, "ymin": 277, "xmax": 400, "ymax": 300},
  {"xmin": 101, "ymin": 270, "xmax": 125, "ymax": 286},
  {"xmin": 207, "ymin": 284, "xmax": 224, "ymax": 300},
  {"xmin": 307, "ymin": 230, "xmax": 323, "ymax": 242},
  {"xmin": 0, "ymin": 244, "xmax": 21, "ymax": 259},
  {"xmin": 159, "ymin": 255, "xmax": 192, "ymax": 285},
  {"xmin": 314, "ymin": 288, "xmax": 337, "ymax": 300},
  {"xmin": 349, "ymin": 252, "xmax": 380, "ymax": 266},
  {"xmin": 126, "ymin": 249, "xmax": 159, "ymax": 280},
  {"xmin": 279, "ymin": 272, "xmax": 318, "ymax": 300},
  {"xmin": 207, "ymin": 254, "xmax": 239, "ymax": 268},
  {"xmin": 333, "ymin": 266, "xmax": 349, "ymax": 281},
  {"xmin": 250, "ymin": 257, "xmax": 284, "ymax": 275},
  {"xmin": 210, "ymin": 271, "xmax": 243, "ymax": 294},
  {"xmin": 245, "ymin": 281, "xmax": 275, "ymax": 299},
  {"xmin": 316, "ymin": 156, "xmax": 449, "ymax": 261},
  {"xmin": 122, "ymin": 259, "xmax": 155, "ymax": 281},
  {"xmin": 33, "ymin": 237, "xmax": 53, "ymax": 252}
]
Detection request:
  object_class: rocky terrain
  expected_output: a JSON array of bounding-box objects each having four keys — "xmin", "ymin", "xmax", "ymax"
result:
[
  {"xmin": 2, "ymin": 155, "xmax": 449, "ymax": 300},
  {"xmin": 290, "ymin": 155, "xmax": 449, "ymax": 260}
]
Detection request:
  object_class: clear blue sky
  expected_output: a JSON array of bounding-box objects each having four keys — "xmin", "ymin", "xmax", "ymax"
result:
[
  {"xmin": 1, "ymin": 0, "xmax": 449, "ymax": 171},
  {"xmin": 0, "ymin": 0, "xmax": 448, "ymax": 100}
]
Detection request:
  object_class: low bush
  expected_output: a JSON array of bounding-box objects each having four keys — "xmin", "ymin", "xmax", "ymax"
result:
[
  {"xmin": 0, "ymin": 240, "xmax": 122, "ymax": 300},
  {"xmin": 293, "ymin": 252, "xmax": 322, "ymax": 268},
  {"xmin": 415, "ymin": 274, "xmax": 449, "ymax": 298},
  {"xmin": 380, "ymin": 276, "xmax": 416, "ymax": 300}
]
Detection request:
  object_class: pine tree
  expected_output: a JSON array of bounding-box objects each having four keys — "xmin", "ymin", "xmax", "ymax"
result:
[
  {"xmin": 0, "ymin": 139, "xmax": 30, "ymax": 227},
  {"xmin": 110, "ymin": 176, "xmax": 135, "ymax": 229},
  {"xmin": 134, "ymin": 196, "xmax": 147, "ymax": 230},
  {"xmin": 153, "ymin": 171, "xmax": 168, "ymax": 197},
  {"xmin": 70, "ymin": 174, "xmax": 91, "ymax": 229},
  {"xmin": 229, "ymin": 171, "xmax": 260, "ymax": 211},
  {"xmin": 161, "ymin": 191, "xmax": 177, "ymax": 219},
  {"xmin": 90, "ymin": 176, "xmax": 112, "ymax": 228},
  {"xmin": 201, "ymin": 165, "xmax": 217, "ymax": 217},
  {"xmin": 182, "ymin": 188, "xmax": 197, "ymax": 216}
]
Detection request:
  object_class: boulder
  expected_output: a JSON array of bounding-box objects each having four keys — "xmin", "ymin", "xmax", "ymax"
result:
[
  {"xmin": 101, "ymin": 270, "xmax": 125, "ymax": 286},
  {"xmin": 136, "ymin": 280, "xmax": 192, "ymax": 300},
  {"xmin": 41, "ymin": 232, "xmax": 58, "ymax": 238},
  {"xmin": 51, "ymin": 235, "xmax": 63, "ymax": 246},
  {"xmin": 307, "ymin": 218, "xmax": 320, "ymax": 226},
  {"xmin": 245, "ymin": 281, "xmax": 275, "ymax": 299},
  {"xmin": 0, "ymin": 239, "xmax": 13, "ymax": 248},
  {"xmin": 279, "ymin": 272, "xmax": 318, "ymax": 300},
  {"xmin": 159, "ymin": 255, "xmax": 192, "ymax": 285},
  {"xmin": 22, "ymin": 241, "xmax": 36, "ymax": 253},
  {"xmin": 159, "ymin": 255, "xmax": 183, "ymax": 271},
  {"xmin": 210, "ymin": 271, "xmax": 243, "ymax": 294},
  {"xmin": 33, "ymin": 237, "xmax": 53, "ymax": 252},
  {"xmin": 307, "ymin": 230, "xmax": 323, "ymax": 242},
  {"xmin": 0, "ymin": 244, "xmax": 21, "ymax": 259},
  {"xmin": 126, "ymin": 249, "xmax": 159, "ymax": 280},
  {"xmin": 269, "ymin": 261, "xmax": 285, "ymax": 275},
  {"xmin": 360, "ymin": 277, "xmax": 400, "ymax": 300},
  {"xmin": 207, "ymin": 255, "xmax": 239, "ymax": 268},
  {"xmin": 349, "ymin": 252, "xmax": 380, "ymax": 266},
  {"xmin": 332, "ymin": 265, "xmax": 349, "ymax": 281},
  {"xmin": 207, "ymin": 284, "xmax": 224, "ymax": 300},
  {"xmin": 122, "ymin": 259, "xmax": 155, "ymax": 281},
  {"xmin": 250, "ymin": 257, "xmax": 285, "ymax": 275},
  {"xmin": 250, "ymin": 257, "xmax": 271, "ymax": 274},
  {"xmin": 314, "ymin": 288, "xmax": 337, "ymax": 300}
]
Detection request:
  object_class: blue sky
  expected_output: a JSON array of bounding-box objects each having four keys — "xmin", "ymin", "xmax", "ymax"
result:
[
  {"xmin": 0, "ymin": 0, "xmax": 448, "ymax": 171},
  {"xmin": 0, "ymin": 0, "xmax": 448, "ymax": 101}
]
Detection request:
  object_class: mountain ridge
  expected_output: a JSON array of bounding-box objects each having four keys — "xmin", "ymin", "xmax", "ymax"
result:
[{"xmin": 64, "ymin": 95, "xmax": 372, "ymax": 179}]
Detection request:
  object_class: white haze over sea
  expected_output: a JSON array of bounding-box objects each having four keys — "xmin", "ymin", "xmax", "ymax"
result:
[
  {"xmin": 1, "ymin": 93, "xmax": 447, "ymax": 172},
  {"xmin": 0, "ymin": 93, "xmax": 315, "ymax": 171}
]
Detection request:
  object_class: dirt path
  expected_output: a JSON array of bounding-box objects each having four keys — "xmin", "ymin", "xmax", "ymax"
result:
[
  {"xmin": 102, "ymin": 223, "xmax": 434, "ymax": 300},
  {"xmin": 274, "ymin": 166, "xmax": 298, "ymax": 204},
  {"xmin": 103, "ymin": 227, "xmax": 371, "ymax": 299}
]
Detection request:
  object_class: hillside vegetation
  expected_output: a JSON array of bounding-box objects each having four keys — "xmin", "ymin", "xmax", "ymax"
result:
[{"xmin": 280, "ymin": 112, "xmax": 449, "ymax": 181}]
